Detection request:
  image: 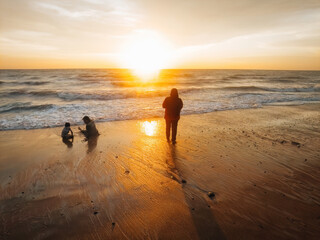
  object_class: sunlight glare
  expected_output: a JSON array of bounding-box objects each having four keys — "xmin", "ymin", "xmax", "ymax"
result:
[
  {"xmin": 121, "ymin": 31, "xmax": 172, "ymax": 81},
  {"xmin": 141, "ymin": 121, "xmax": 158, "ymax": 136}
]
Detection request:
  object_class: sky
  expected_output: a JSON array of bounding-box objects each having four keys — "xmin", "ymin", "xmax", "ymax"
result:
[{"xmin": 0, "ymin": 0, "xmax": 320, "ymax": 70}]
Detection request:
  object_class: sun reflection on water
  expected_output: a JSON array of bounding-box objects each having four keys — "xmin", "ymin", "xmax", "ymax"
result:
[{"xmin": 141, "ymin": 121, "xmax": 158, "ymax": 136}]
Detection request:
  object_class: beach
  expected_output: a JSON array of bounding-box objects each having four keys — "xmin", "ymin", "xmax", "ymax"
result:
[{"xmin": 0, "ymin": 103, "xmax": 319, "ymax": 240}]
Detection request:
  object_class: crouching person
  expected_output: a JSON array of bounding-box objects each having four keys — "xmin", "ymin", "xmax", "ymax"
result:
[{"xmin": 61, "ymin": 122, "xmax": 74, "ymax": 140}]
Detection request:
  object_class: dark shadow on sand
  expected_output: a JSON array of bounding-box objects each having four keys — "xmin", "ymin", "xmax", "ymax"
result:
[
  {"xmin": 62, "ymin": 138, "xmax": 73, "ymax": 148},
  {"xmin": 167, "ymin": 143, "xmax": 226, "ymax": 240},
  {"xmin": 86, "ymin": 136, "xmax": 99, "ymax": 153}
]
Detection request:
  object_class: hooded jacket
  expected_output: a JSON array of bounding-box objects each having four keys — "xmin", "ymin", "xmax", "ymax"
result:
[
  {"xmin": 162, "ymin": 89, "xmax": 183, "ymax": 120},
  {"xmin": 86, "ymin": 120, "xmax": 99, "ymax": 137}
]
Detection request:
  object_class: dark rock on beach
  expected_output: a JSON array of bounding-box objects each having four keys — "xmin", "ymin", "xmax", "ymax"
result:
[{"xmin": 207, "ymin": 192, "xmax": 215, "ymax": 199}]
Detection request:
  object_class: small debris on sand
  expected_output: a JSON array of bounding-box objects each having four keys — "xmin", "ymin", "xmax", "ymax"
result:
[
  {"xmin": 124, "ymin": 170, "xmax": 130, "ymax": 174},
  {"xmin": 181, "ymin": 179, "xmax": 187, "ymax": 184},
  {"xmin": 94, "ymin": 211, "xmax": 98, "ymax": 215},
  {"xmin": 291, "ymin": 141, "xmax": 301, "ymax": 147},
  {"xmin": 207, "ymin": 192, "xmax": 215, "ymax": 199},
  {"xmin": 115, "ymin": 156, "xmax": 118, "ymax": 158}
]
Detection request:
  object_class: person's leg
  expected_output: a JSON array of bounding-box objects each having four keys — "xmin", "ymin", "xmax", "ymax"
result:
[
  {"xmin": 66, "ymin": 134, "xmax": 73, "ymax": 140},
  {"xmin": 172, "ymin": 120, "xmax": 178, "ymax": 143},
  {"xmin": 165, "ymin": 119, "xmax": 171, "ymax": 141}
]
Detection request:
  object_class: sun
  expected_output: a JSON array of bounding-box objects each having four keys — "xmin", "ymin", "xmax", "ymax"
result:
[{"xmin": 120, "ymin": 31, "xmax": 172, "ymax": 81}]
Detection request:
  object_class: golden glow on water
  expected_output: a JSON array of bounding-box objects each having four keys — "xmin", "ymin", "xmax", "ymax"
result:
[{"xmin": 141, "ymin": 121, "xmax": 158, "ymax": 136}]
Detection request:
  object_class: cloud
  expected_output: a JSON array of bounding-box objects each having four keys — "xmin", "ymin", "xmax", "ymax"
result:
[
  {"xmin": 0, "ymin": 0, "xmax": 319, "ymax": 69},
  {"xmin": 0, "ymin": 0, "xmax": 141, "ymax": 58},
  {"xmin": 132, "ymin": 0, "xmax": 320, "ymax": 46},
  {"xmin": 35, "ymin": 2, "xmax": 96, "ymax": 18}
]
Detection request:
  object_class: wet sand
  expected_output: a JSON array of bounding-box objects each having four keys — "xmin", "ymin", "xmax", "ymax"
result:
[{"xmin": 0, "ymin": 104, "xmax": 320, "ymax": 240}]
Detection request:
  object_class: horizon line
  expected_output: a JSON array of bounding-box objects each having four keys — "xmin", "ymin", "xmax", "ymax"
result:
[{"xmin": 0, "ymin": 67, "xmax": 319, "ymax": 72}]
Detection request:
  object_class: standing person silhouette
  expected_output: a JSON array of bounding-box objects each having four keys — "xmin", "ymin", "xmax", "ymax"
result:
[
  {"xmin": 162, "ymin": 88, "xmax": 183, "ymax": 144},
  {"xmin": 78, "ymin": 116, "xmax": 99, "ymax": 138}
]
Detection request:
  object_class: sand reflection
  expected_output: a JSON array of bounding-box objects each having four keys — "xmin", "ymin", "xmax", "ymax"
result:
[{"xmin": 141, "ymin": 121, "xmax": 158, "ymax": 136}]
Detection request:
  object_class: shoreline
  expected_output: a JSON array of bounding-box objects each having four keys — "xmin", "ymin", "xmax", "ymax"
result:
[
  {"xmin": 1, "ymin": 101, "xmax": 320, "ymax": 132},
  {"xmin": 1, "ymin": 103, "xmax": 319, "ymax": 239}
]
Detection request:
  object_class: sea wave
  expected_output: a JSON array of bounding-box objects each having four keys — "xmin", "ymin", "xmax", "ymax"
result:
[
  {"xmin": 0, "ymin": 102, "xmax": 54, "ymax": 113},
  {"xmin": 261, "ymin": 86, "xmax": 320, "ymax": 92},
  {"xmin": 57, "ymin": 90, "xmax": 171, "ymax": 101},
  {"xmin": 2, "ymin": 89, "xmax": 57, "ymax": 97},
  {"xmin": 29, "ymin": 76, "xmax": 40, "ymax": 80},
  {"xmin": 57, "ymin": 92, "xmax": 124, "ymax": 101},
  {"xmin": 1, "ymin": 69, "xmax": 319, "ymax": 130},
  {"xmin": 219, "ymin": 86, "xmax": 320, "ymax": 92},
  {"xmin": 219, "ymin": 86, "xmax": 262, "ymax": 91},
  {"xmin": 0, "ymin": 80, "xmax": 50, "ymax": 86},
  {"xmin": 1, "ymin": 85, "xmax": 319, "ymax": 102},
  {"xmin": 1, "ymin": 89, "xmax": 173, "ymax": 101},
  {"xmin": 1, "ymin": 96, "xmax": 319, "ymax": 130},
  {"xmin": 23, "ymin": 81, "xmax": 49, "ymax": 85}
]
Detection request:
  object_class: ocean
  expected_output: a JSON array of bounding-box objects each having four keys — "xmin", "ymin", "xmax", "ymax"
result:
[{"xmin": 0, "ymin": 69, "xmax": 319, "ymax": 130}]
